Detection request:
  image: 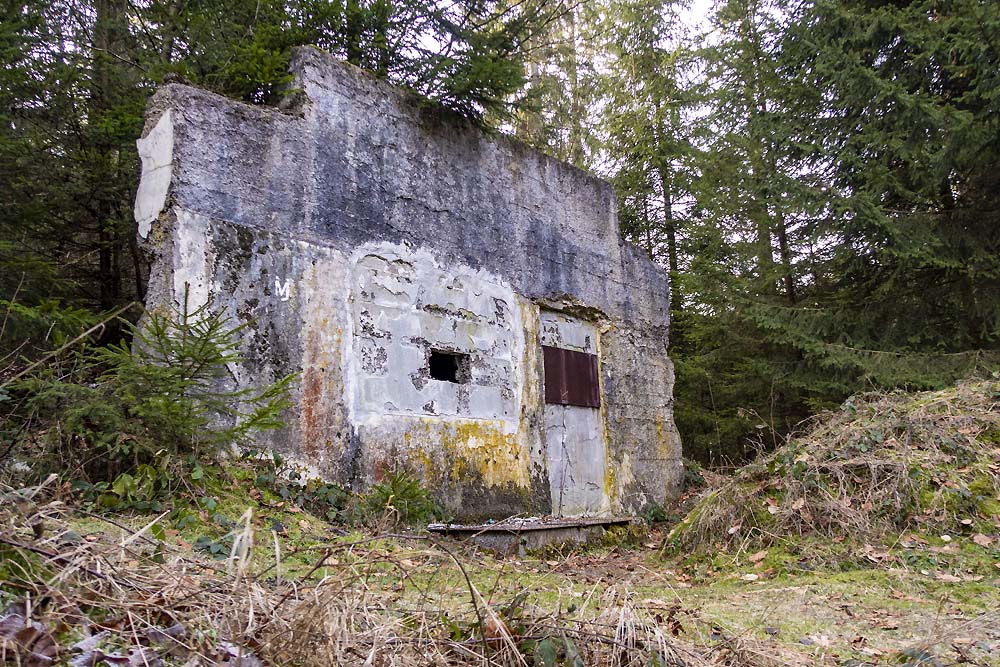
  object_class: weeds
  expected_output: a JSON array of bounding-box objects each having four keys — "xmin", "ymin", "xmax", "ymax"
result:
[
  {"xmin": 0, "ymin": 446, "xmax": 996, "ymax": 667},
  {"xmin": 601, "ymin": 522, "xmax": 651, "ymax": 549},
  {"xmin": 0, "ymin": 484, "xmax": 736, "ymax": 667},
  {"xmin": 245, "ymin": 450, "xmax": 444, "ymax": 528},
  {"xmin": 359, "ymin": 471, "xmax": 444, "ymax": 527}
]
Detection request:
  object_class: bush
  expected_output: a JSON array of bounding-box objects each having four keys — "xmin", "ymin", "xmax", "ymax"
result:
[{"xmin": 2, "ymin": 290, "xmax": 294, "ymax": 503}]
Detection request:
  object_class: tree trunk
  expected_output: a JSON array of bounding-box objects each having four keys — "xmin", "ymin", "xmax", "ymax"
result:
[
  {"xmin": 651, "ymin": 95, "xmax": 681, "ymax": 312},
  {"xmin": 774, "ymin": 213, "xmax": 796, "ymax": 304},
  {"xmin": 642, "ymin": 195, "xmax": 654, "ymax": 259},
  {"xmin": 158, "ymin": 0, "xmax": 183, "ymax": 65},
  {"xmin": 566, "ymin": 8, "xmax": 584, "ymax": 166},
  {"xmin": 373, "ymin": 0, "xmax": 390, "ymax": 77},
  {"xmin": 92, "ymin": 0, "xmax": 127, "ymax": 311},
  {"xmin": 741, "ymin": 0, "xmax": 777, "ymax": 294},
  {"xmin": 657, "ymin": 162, "xmax": 681, "ymax": 312}
]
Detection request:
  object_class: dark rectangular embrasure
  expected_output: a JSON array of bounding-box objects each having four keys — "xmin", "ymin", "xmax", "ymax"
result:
[
  {"xmin": 542, "ymin": 346, "xmax": 601, "ymax": 408},
  {"xmin": 429, "ymin": 349, "xmax": 469, "ymax": 384}
]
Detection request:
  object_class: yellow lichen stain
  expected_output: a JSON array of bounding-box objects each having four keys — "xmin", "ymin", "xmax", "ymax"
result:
[
  {"xmin": 603, "ymin": 465, "xmax": 617, "ymax": 501},
  {"xmin": 150, "ymin": 219, "xmax": 170, "ymax": 246},
  {"xmin": 595, "ymin": 324, "xmax": 618, "ymax": 508},
  {"xmin": 414, "ymin": 446, "xmax": 434, "ymax": 475},
  {"xmin": 406, "ymin": 436, "xmax": 438, "ymax": 482},
  {"xmin": 507, "ymin": 296, "xmax": 540, "ymax": 458},
  {"xmin": 516, "ymin": 298, "xmax": 540, "ymax": 397},
  {"xmin": 422, "ymin": 418, "xmax": 530, "ymax": 488},
  {"xmin": 654, "ymin": 412, "xmax": 674, "ymax": 460}
]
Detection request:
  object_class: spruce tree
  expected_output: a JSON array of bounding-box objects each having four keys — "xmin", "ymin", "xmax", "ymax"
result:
[{"xmin": 778, "ymin": 0, "xmax": 1000, "ymax": 377}]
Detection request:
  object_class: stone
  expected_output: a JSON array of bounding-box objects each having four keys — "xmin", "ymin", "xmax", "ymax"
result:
[{"xmin": 135, "ymin": 46, "xmax": 683, "ymax": 520}]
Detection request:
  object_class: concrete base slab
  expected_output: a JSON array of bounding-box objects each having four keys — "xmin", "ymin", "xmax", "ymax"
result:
[{"xmin": 427, "ymin": 516, "xmax": 633, "ymax": 556}]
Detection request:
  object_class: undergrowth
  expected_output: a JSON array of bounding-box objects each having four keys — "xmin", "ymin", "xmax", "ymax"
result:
[
  {"xmin": 665, "ymin": 379, "xmax": 1000, "ymax": 556},
  {"xmin": 2, "ymin": 376, "xmax": 997, "ymax": 666},
  {"xmin": 1, "ymin": 289, "xmax": 294, "ymax": 507},
  {"xmin": 0, "ymin": 482, "xmax": 769, "ymax": 667}
]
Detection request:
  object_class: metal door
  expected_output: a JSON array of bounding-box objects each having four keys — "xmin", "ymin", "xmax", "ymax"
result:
[{"xmin": 540, "ymin": 311, "xmax": 609, "ymax": 516}]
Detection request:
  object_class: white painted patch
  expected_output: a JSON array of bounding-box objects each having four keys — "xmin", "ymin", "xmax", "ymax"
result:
[
  {"xmin": 347, "ymin": 241, "xmax": 524, "ymax": 432},
  {"xmin": 275, "ymin": 278, "xmax": 292, "ymax": 301},
  {"xmin": 134, "ymin": 110, "xmax": 174, "ymax": 238}
]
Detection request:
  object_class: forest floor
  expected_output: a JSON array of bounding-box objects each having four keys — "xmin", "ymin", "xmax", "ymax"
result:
[
  {"xmin": 2, "ymin": 380, "xmax": 998, "ymax": 666},
  {"xmin": 2, "ymin": 481, "xmax": 996, "ymax": 666}
]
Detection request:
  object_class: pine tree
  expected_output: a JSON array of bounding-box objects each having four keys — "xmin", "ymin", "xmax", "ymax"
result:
[
  {"xmin": 668, "ymin": 0, "xmax": 825, "ymax": 462},
  {"xmin": 599, "ymin": 0, "xmax": 697, "ymax": 315},
  {"xmin": 676, "ymin": 0, "xmax": 1000, "ymax": 462},
  {"xmin": 509, "ymin": 1, "xmax": 602, "ymax": 168},
  {"xmin": 0, "ymin": 0, "xmax": 568, "ymax": 367}
]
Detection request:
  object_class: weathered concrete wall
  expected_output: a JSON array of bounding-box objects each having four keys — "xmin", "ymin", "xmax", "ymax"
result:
[{"xmin": 135, "ymin": 46, "xmax": 682, "ymax": 519}]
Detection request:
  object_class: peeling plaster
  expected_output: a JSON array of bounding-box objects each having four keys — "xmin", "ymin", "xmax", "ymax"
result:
[
  {"xmin": 134, "ymin": 110, "xmax": 174, "ymax": 237},
  {"xmin": 348, "ymin": 242, "xmax": 525, "ymax": 430},
  {"xmin": 171, "ymin": 209, "xmax": 212, "ymax": 310}
]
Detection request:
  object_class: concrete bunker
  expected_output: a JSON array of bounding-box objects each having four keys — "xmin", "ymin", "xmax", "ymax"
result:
[{"xmin": 134, "ymin": 46, "xmax": 683, "ymax": 520}]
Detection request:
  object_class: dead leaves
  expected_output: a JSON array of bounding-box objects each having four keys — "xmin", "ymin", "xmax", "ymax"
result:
[
  {"xmin": 972, "ymin": 533, "xmax": 993, "ymax": 547},
  {"xmin": 67, "ymin": 642, "xmax": 161, "ymax": 667},
  {"xmin": 0, "ymin": 600, "xmax": 264, "ymax": 667},
  {"xmin": 0, "ymin": 602, "xmax": 59, "ymax": 667},
  {"xmin": 799, "ymin": 633, "xmax": 837, "ymax": 650},
  {"xmin": 899, "ymin": 533, "xmax": 928, "ymax": 548},
  {"xmin": 737, "ymin": 549, "xmax": 774, "ymax": 581},
  {"xmin": 860, "ymin": 544, "xmax": 895, "ymax": 565}
]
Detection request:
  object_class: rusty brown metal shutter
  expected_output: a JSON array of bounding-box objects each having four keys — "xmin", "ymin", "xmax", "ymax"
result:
[{"xmin": 542, "ymin": 346, "xmax": 601, "ymax": 408}]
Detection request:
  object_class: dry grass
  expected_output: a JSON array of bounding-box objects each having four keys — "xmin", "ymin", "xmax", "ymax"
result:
[
  {"xmin": 0, "ymin": 479, "xmax": 804, "ymax": 667},
  {"xmin": 668, "ymin": 379, "xmax": 1000, "ymax": 552}
]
